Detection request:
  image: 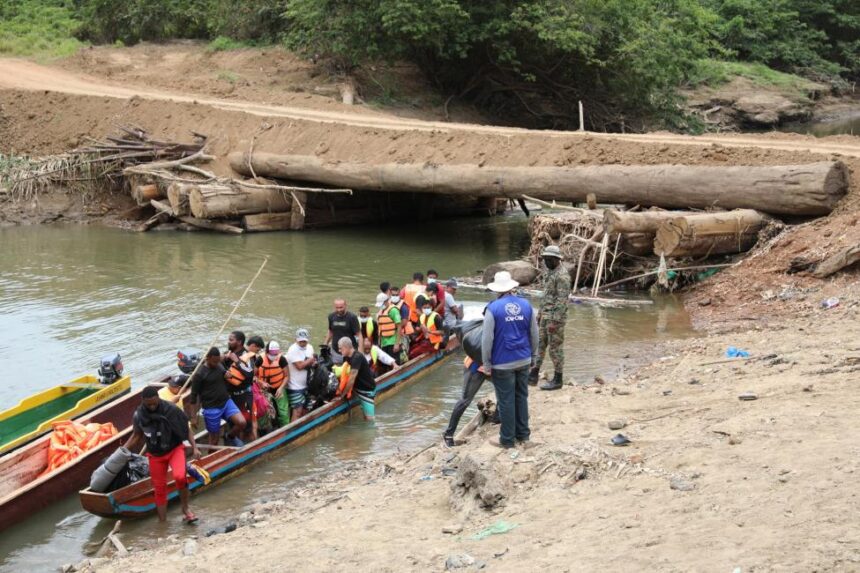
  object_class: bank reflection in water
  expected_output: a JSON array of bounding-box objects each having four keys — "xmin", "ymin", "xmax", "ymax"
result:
[{"xmin": 0, "ymin": 217, "xmax": 691, "ymax": 571}]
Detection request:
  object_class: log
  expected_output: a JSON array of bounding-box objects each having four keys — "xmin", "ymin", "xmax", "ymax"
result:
[
  {"xmin": 229, "ymin": 152, "xmax": 849, "ymax": 216},
  {"xmin": 654, "ymin": 209, "xmax": 768, "ymax": 257},
  {"xmin": 178, "ymin": 216, "xmax": 244, "ymax": 235},
  {"xmin": 167, "ymin": 183, "xmax": 194, "ymax": 217},
  {"xmin": 189, "ymin": 183, "xmax": 292, "ymax": 219},
  {"xmin": 131, "ymin": 184, "xmax": 164, "ymax": 206},
  {"xmin": 812, "ymin": 245, "xmax": 860, "ymax": 278},
  {"xmin": 290, "ymin": 190, "xmax": 307, "ymax": 231},
  {"xmin": 619, "ymin": 232, "xmax": 654, "ymax": 256},
  {"xmin": 482, "ymin": 260, "xmax": 538, "ymax": 286},
  {"xmin": 242, "ymin": 212, "xmax": 293, "ymax": 232},
  {"xmin": 604, "ymin": 209, "xmax": 697, "ymax": 234}
]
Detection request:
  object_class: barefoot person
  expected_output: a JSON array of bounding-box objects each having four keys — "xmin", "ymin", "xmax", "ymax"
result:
[{"xmin": 124, "ymin": 385, "xmax": 201, "ymax": 523}]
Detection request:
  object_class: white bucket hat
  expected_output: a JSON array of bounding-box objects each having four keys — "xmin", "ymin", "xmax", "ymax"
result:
[
  {"xmin": 375, "ymin": 292, "xmax": 389, "ymax": 308},
  {"xmin": 487, "ymin": 271, "xmax": 519, "ymax": 293}
]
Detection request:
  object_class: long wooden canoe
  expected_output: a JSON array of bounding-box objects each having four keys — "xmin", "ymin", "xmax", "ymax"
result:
[
  {"xmin": 0, "ymin": 375, "xmax": 132, "ymax": 455},
  {"xmin": 80, "ymin": 340, "xmax": 457, "ymax": 519},
  {"xmin": 0, "ymin": 386, "xmax": 142, "ymax": 533}
]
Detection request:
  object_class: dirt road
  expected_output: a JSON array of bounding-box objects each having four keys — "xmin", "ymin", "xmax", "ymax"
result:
[{"xmin": 1, "ymin": 58, "xmax": 858, "ymax": 158}]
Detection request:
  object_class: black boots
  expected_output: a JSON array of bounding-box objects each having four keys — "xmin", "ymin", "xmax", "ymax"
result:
[
  {"xmin": 540, "ymin": 372, "xmax": 564, "ymax": 391},
  {"xmin": 527, "ymin": 367, "xmax": 540, "ymax": 386}
]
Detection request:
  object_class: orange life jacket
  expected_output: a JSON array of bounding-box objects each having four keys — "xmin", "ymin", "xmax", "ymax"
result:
[
  {"xmin": 257, "ymin": 353, "xmax": 286, "ymax": 390},
  {"xmin": 419, "ymin": 311, "xmax": 443, "ymax": 348},
  {"xmin": 402, "ymin": 283, "xmax": 424, "ymax": 323},
  {"xmin": 377, "ymin": 305, "xmax": 398, "ymax": 339},
  {"xmin": 336, "ymin": 361, "xmax": 353, "ymax": 399},
  {"xmin": 227, "ymin": 352, "xmax": 255, "ymax": 388},
  {"xmin": 395, "ymin": 301, "xmax": 414, "ymax": 335}
]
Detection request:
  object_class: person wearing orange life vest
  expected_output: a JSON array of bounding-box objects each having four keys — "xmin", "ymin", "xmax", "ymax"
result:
[
  {"xmin": 400, "ymin": 272, "xmax": 426, "ymax": 325},
  {"xmin": 223, "ymin": 331, "xmax": 259, "ymax": 442},
  {"xmin": 419, "ymin": 297, "xmax": 445, "ymax": 350},
  {"xmin": 375, "ymin": 291, "xmax": 403, "ymax": 362},
  {"xmin": 255, "ymin": 340, "xmax": 290, "ymax": 427},
  {"xmin": 361, "ymin": 337, "xmax": 399, "ymax": 376}
]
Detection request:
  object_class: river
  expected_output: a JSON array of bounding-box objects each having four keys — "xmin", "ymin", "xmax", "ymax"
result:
[{"xmin": 0, "ymin": 217, "xmax": 692, "ymax": 571}]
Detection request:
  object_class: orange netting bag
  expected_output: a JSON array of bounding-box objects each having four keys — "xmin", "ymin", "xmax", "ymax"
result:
[{"xmin": 40, "ymin": 420, "xmax": 118, "ymax": 476}]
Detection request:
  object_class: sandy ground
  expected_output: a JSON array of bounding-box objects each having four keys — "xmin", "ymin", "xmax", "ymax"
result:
[{"xmin": 78, "ymin": 281, "xmax": 860, "ymax": 573}]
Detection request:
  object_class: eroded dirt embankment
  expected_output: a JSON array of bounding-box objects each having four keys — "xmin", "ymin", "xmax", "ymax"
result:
[{"xmin": 1, "ymin": 61, "xmax": 859, "ymax": 328}]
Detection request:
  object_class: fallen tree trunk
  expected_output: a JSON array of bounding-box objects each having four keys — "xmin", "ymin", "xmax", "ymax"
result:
[
  {"xmin": 131, "ymin": 184, "xmax": 164, "ymax": 206},
  {"xmin": 604, "ymin": 209, "xmax": 698, "ymax": 234},
  {"xmin": 167, "ymin": 183, "xmax": 194, "ymax": 216},
  {"xmin": 654, "ymin": 209, "xmax": 768, "ymax": 257},
  {"xmin": 229, "ymin": 152, "xmax": 849, "ymax": 216},
  {"xmin": 242, "ymin": 212, "xmax": 293, "ymax": 232},
  {"xmin": 813, "ymin": 245, "xmax": 860, "ymax": 278},
  {"xmin": 619, "ymin": 232, "xmax": 654, "ymax": 256},
  {"xmin": 189, "ymin": 183, "xmax": 292, "ymax": 219},
  {"xmin": 178, "ymin": 216, "xmax": 244, "ymax": 235}
]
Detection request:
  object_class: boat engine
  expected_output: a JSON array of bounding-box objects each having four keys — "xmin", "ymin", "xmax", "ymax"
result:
[
  {"xmin": 177, "ymin": 349, "xmax": 201, "ymax": 374},
  {"xmin": 98, "ymin": 352, "xmax": 124, "ymax": 384}
]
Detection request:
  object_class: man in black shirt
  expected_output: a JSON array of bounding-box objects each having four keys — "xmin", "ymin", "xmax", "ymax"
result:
[
  {"xmin": 124, "ymin": 386, "xmax": 200, "ymax": 523},
  {"xmin": 337, "ymin": 337, "xmax": 377, "ymax": 420},
  {"xmin": 325, "ymin": 299, "xmax": 362, "ymax": 365},
  {"xmin": 188, "ymin": 347, "xmax": 247, "ymax": 447}
]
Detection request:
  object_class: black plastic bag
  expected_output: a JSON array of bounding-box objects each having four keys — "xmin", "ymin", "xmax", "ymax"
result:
[{"xmin": 454, "ymin": 319, "xmax": 484, "ymax": 363}]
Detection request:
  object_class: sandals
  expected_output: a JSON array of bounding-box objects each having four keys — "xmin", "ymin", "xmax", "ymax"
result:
[{"xmin": 183, "ymin": 512, "xmax": 199, "ymax": 525}]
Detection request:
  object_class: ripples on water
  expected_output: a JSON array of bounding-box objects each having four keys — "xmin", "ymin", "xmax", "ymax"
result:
[{"xmin": 0, "ymin": 219, "xmax": 691, "ymax": 570}]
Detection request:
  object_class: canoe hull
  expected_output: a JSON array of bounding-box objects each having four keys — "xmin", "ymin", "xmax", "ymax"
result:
[
  {"xmin": 80, "ymin": 343, "xmax": 456, "ymax": 519},
  {"xmin": 0, "ymin": 387, "xmax": 141, "ymax": 532},
  {"xmin": 0, "ymin": 376, "xmax": 132, "ymax": 455}
]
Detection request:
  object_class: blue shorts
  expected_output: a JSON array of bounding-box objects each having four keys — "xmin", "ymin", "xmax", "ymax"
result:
[
  {"xmin": 354, "ymin": 389, "xmax": 376, "ymax": 418},
  {"xmin": 203, "ymin": 399, "xmax": 241, "ymax": 434}
]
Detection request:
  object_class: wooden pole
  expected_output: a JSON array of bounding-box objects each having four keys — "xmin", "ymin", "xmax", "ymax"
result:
[{"xmin": 578, "ymin": 100, "xmax": 585, "ymax": 132}]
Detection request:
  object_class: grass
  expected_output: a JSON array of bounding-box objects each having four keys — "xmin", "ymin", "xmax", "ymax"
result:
[
  {"xmin": 0, "ymin": 1, "xmax": 86, "ymax": 59},
  {"xmin": 207, "ymin": 35, "xmax": 250, "ymax": 52},
  {"xmin": 215, "ymin": 70, "xmax": 240, "ymax": 83},
  {"xmin": 688, "ymin": 59, "xmax": 821, "ymax": 93}
]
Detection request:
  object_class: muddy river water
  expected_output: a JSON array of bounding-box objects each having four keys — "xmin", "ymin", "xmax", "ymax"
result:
[{"xmin": 0, "ymin": 216, "xmax": 693, "ymax": 571}]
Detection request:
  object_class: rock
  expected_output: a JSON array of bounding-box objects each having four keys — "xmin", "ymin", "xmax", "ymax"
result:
[
  {"xmin": 446, "ymin": 553, "xmax": 476, "ymax": 570},
  {"xmin": 442, "ymin": 524, "xmax": 464, "ymax": 535},
  {"xmin": 60, "ymin": 564, "xmax": 74, "ymax": 573},
  {"xmin": 482, "ymin": 260, "xmax": 538, "ymax": 286},
  {"xmin": 224, "ymin": 522, "xmax": 238, "ymax": 533},
  {"xmin": 607, "ymin": 419, "xmax": 627, "ymax": 430},
  {"xmin": 698, "ymin": 298, "xmax": 712, "ymax": 307},
  {"xmin": 669, "ymin": 477, "xmax": 696, "ymax": 492},
  {"xmin": 738, "ymin": 392, "xmax": 758, "ymax": 401},
  {"xmin": 182, "ymin": 539, "xmax": 197, "ymax": 557},
  {"xmin": 728, "ymin": 435, "xmax": 743, "ymax": 445},
  {"xmin": 733, "ymin": 94, "xmax": 809, "ymax": 126},
  {"xmin": 252, "ymin": 521, "xmax": 269, "ymax": 528}
]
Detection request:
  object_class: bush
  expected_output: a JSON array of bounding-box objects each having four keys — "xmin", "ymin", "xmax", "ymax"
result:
[{"xmin": 0, "ymin": 0, "xmax": 85, "ymax": 58}]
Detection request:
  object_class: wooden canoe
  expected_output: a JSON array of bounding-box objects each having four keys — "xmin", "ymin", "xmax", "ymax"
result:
[
  {"xmin": 79, "ymin": 340, "xmax": 458, "ymax": 519},
  {"xmin": 0, "ymin": 386, "xmax": 141, "ymax": 533},
  {"xmin": 0, "ymin": 375, "xmax": 132, "ymax": 455}
]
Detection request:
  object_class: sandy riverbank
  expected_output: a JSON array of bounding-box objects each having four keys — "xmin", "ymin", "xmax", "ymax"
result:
[{"xmin": 70, "ymin": 277, "xmax": 860, "ymax": 573}]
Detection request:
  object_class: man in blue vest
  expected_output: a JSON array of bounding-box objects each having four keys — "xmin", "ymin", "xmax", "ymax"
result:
[{"xmin": 481, "ymin": 271, "xmax": 539, "ymax": 448}]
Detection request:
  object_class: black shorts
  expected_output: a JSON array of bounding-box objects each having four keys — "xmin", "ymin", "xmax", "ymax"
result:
[{"xmin": 230, "ymin": 388, "xmax": 254, "ymax": 423}]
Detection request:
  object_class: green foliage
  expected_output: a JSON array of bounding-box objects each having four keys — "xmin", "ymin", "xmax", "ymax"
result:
[
  {"xmin": 689, "ymin": 59, "xmax": 821, "ymax": 92},
  {"xmin": 0, "ymin": 0, "xmax": 85, "ymax": 58},
  {"xmin": 207, "ymin": 36, "xmax": 248, "ymax": 52},
  {"xmin": 76, "ymin": 0, "xmax": 211, "ymax": 44}
]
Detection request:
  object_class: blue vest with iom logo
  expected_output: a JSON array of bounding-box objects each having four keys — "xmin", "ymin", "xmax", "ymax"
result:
[{"xmin": 488, "ymin": 294, "xmax": 533, "ymax": 366}]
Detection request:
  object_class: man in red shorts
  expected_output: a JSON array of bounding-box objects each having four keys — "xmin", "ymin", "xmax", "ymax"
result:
[{"xmin": 125, "ymin": 386, "xmax": 201, "ymax": 523}]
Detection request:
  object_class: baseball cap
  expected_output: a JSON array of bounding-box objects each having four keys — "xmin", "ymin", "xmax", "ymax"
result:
[
  {"xmin": 295, "ymin": 329, "xmax": 310, "ymax": 342},
  {"xmin": 375, "ymin": 292, "xmax": 389, "ymax": 308},
  {"xmin": 446, "ymin": 278, "xmax": 458, "ymax": 288},
  {"xmin": 268, "ymin": 340, "xmax": 281, "ymax": 353}
]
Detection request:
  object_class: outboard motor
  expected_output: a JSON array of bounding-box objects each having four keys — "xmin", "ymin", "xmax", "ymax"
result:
[
  {"xmin": 177, "ymin": 349, "xmax": 201, "ymax": 374},
  {"xmin": 98, "ymin": 352, "xmax": 124, "ymax": 384}
]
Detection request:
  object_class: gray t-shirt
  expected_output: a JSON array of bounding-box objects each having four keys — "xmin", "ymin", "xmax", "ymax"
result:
[{"xmin": 443, "ymin": 292, "xmax": 458, "ymax": 328}]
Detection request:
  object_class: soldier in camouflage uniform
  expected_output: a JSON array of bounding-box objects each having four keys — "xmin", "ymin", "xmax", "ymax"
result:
[{"xmin": 529, "ymin": 245, "xmax": 571, "ymax": 391}]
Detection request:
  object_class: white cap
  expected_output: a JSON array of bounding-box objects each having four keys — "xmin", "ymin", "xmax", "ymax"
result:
[
  {"xmin": 295, "ymin": 329, "xmax": 310, "ymax": 342},
  {"xmin": 375, "ymin": 292, "xmax": 389, "ymax": 308},
  {"xmin": 268, "ymin": 341, "xmax": 281, "ymax": 353},
  {"xmin": 487, "ymin": 271, "xmax": 519, "ymax": 293}
]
